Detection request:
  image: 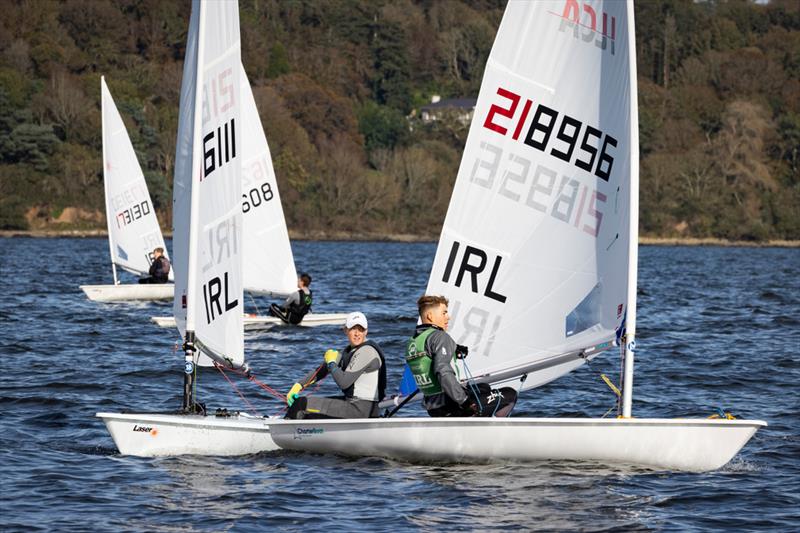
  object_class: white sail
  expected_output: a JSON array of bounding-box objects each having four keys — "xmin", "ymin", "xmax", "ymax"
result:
[
  {"xmin": 240, "ymin": 64, "xmax": 298, "ymax": 296},
  {"xmin": 426, "ymin": 0, "xmax": 635, "ymax": 391},
  {"xmin": 101, "ymin": 77, "xmax": 170, "ymax": 280},
  {"xmin": 172, "ymin": 0, "xmax": 243, "ymax": 368}
]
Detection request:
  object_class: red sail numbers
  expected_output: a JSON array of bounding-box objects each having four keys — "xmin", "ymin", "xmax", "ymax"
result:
[
  {"xmin": 483, "ymin": 87, "xmax": 617, "ymax": 182},
  {"xmin": 474, "ymin": 86, "xmax": 620, "ymax": 238}
]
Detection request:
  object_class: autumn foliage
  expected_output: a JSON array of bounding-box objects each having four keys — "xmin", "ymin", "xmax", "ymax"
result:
[{"xmin": 1, "ymin": 0, "xmax": 798, "ymax": 240}]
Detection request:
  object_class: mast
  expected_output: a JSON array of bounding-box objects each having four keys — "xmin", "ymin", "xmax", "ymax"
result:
[
  {"xmin": 622, "ymin": 0, "xmax": 640, "ymax": 418},
  {"xmin": 100, "ymin": 77, "xmax": 118, "ymax": 286},
  {"xmin": 181, "ymin": 0, "xmax": 206, "ymax": 413},
  {"xmin": 176, "ymin": 0, "xmax": 244, "ymax": 408}
]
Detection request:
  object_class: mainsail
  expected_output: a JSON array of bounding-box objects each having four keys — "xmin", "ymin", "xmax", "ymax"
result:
[
  {"xmin": 426, "ymin": 0, "xmax": 637, "ymax": 392},
  {"xmin": 172, "ymin": 0, "xmax": 243, "ymax": 369},
  {"xmin": 240, "ymin": 65, "xmax": 298, "ymax": 296},
  {"xmin": 101, "ymin": 77, "xmax": 170, "ymax": 281}
]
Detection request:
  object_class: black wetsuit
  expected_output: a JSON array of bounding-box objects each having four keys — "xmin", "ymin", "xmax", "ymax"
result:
[
  {"xmin": 139, "ymin": 256, "xmax": 170, "ymax": 284},
  {"xmin": 270, "ymin": 288, "xmax": 312, "ymax": 324}
]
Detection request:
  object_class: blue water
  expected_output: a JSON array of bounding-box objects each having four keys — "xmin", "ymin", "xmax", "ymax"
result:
[{"xmin": 1, "ymin": 238, "xmax": 798, "ymax": 531}]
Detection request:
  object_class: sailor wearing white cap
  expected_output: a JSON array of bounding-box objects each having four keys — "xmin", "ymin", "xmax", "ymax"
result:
[{"xmin": 285, "ymin": 311, "xmax": 387, "ymax": 419}]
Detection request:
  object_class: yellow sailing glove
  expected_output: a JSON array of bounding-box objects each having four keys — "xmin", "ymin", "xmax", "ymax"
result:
[
  {"xmin": 286, "ymin": 382, "xmax": 302, "ymax": 406},
  {"xmin": 324, "ymin": 349, "xmax": 340, "ymax": 366}
]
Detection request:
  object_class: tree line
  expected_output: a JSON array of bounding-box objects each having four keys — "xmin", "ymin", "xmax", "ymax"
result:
[{"xmin": 1, "ymin": 0, "xmax": 798, "ymax": 241}]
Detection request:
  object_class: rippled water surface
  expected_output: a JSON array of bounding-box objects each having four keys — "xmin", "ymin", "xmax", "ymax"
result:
[{"xmin": 1, "ymin": 238, "xmax": 798, "ymax": 531}]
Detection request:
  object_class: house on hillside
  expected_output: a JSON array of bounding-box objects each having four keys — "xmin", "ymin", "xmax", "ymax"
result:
[{"xmin": 420, "ymin": 95, "xmax": 477, "ymax": 126}]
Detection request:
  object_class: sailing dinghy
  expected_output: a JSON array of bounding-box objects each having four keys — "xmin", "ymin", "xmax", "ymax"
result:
[
  {"xmin": 80, "ymin": 77, "xmax": 174, "ymax": 302},
  {"xmin": 98, "ymin": 1, "xmax": 278, "ymax": 456},
  {"xmin": 270, "ymin": 0, "xmax": 765, "ymax": 472},
  {"xmin": 150, "ymin": 64, "xmax": 346, "ymax": 330}
]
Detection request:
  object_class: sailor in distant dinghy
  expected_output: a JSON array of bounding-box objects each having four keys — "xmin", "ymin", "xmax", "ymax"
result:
[
  {"xmin": 269, "ymin": 272, "xmax": 313, "ymax": 324},
  {"xmin": 407, "ymin": 295, "xmax": 517, "ymax": 417},
  {"xmin": 285, "ymin": 312, "xmax": 387, "ymax": 419},
  {"xmin": 138, "ymin": 247, "xmax": 170, "ymax": 284}
]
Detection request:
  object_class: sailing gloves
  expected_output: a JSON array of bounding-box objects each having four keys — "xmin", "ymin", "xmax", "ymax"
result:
[
  {"xmin": 455, "ymin": 344, "xmax": 469, "ymax": 359},
  {"xmin": 324, "ymin": 349, "xmax": 340, "ymax": 369},
  {"xmin": 286, "ymin": 382, "xmax": 302, "ymax": 406}
]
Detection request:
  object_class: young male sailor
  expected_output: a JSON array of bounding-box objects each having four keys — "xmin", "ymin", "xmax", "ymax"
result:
[
  {"xmin": 138, "ymin": 247, "xmax": 170, "ymax": 284},
  {"xmin": 270, "ymin": 272, "xmax": 312, "ymax": 324},
  {"xmin": 285, "ymin": 311, "xmax": 387, "ymax": 419},
  {"xmin": 407, "ymin": 295, "xmax": 517, "ymax": 417}
]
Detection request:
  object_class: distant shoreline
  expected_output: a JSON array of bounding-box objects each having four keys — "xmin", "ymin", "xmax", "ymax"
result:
[{"xmin": 2, "ymin": 229, "xmax": 798, "ymax": 247}]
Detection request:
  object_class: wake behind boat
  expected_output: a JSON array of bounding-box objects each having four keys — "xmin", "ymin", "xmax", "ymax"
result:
[
  {"xmin": 270, "ymin": 0, "xmax": 766, "ymax": 472},
  {"xmin": 80, "ymin": 77, "xmax": 174, "ymax": 303}
]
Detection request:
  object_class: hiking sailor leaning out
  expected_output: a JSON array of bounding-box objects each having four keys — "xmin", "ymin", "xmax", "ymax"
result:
[
  {"xmin": 407, "ymin": 294, "xmax": 517, "ymax": 417},
  {"xmin": 285, "ymin": 312, "xmax": 387, "ymax": 419},
  {"xmin": 270, "ymin": 272, "xmax": 312, "ymax": 325}
]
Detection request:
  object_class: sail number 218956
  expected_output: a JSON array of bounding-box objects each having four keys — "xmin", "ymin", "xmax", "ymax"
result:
[{"xmin": 483, "ymin": 87, "xmax": 617, "ymax": 182}]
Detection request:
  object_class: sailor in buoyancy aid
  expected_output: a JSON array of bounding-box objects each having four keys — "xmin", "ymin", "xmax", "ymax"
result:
[
  {"xmin": 270, "ymin": 272, "xmax": 313, "ymax": 325},
  {"xmin": 407, "ymin": 294, "xmax": 517, "ymax": 418},
  {"xmin": 138, "ymin": 247, "xmax": 171, "ymax": 284},
  {"xmin": 285, "ymin": 312, "xmax": 387, "ymax": 419}
]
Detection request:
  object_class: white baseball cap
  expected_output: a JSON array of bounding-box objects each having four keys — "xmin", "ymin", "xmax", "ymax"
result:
[{"xmin": 345, "ymin": 311, "xmax": 368, "ymax": 330}]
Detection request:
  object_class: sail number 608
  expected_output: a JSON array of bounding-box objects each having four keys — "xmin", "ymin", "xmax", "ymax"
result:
[
  {"xmin": 483, "ymin": 87, "xmax": 617, "ymax": 182},
  {"xmin": 241, "ymin": 182, "xmax": 274, "ymax": 213}
]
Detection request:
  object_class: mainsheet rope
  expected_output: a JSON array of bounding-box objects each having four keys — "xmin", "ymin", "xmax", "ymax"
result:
[
  {"xmin": 214, "ymin": 360, "xmax": 328, "ymax": 417},
  {"xmin": 175, "ymin": 338, "xmax": 328, "ymax": 417}
]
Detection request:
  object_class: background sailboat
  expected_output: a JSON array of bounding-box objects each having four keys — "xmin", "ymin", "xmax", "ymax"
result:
[
  {"xmin": 80, "ymin": 77, "xmax": 174, "ymax": 302},
  {"xmin": 269, "ymin": 0, "xmax": 765, "ymax": 472},
  {"xmin": 150, "ymin": 65, "xmax": 347, "ymax": 329},
  {"xmin": 98, "ymin": 0, "xmax": 279, "ymax": 457}
]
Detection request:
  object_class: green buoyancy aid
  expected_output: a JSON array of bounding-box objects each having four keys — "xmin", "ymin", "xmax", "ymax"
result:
[{"xmin": 405, "ymin": 328, "xmax": 443, "ymax": 396}]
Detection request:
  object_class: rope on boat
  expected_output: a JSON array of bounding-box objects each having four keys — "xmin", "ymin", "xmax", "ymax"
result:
[
  {"xmin": 580, "ymin": 352, "xmax": 623, "ymax": 419},
  {"xmin": 212, "ymin": 360, "xmax": 330, "ymax": 418},
  {"xmin": 601, "ymin": 374, "xmax": 622, "ymax": 398},
  {"xmin": 246, "ymin": 292, "xmax": 262, "ymax": 315},
  {"xmin": 216, "ymin": 363, "xmax": 262, "ymax": 417}
]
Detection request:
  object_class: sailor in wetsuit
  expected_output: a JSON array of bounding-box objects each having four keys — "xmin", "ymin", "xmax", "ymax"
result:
[
  {"xmin": 407, "ymin": 294, "xmax": 517, "ymax": 417},
  {"xmin": 138, "ymin": 247, "xmax": 170, "ymax": 284},
  {"xmin": 270, "ymin": 272, "xmax": 312, "ymax": 324},
  {"xmin": 285, "ymin": 312, "xmax": 387, "ymax": 419}
]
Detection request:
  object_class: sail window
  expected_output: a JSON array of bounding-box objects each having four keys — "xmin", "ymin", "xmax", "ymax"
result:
[{"xmin": 565, "ymin": 283, "xmax": 603, "ymax": 337}]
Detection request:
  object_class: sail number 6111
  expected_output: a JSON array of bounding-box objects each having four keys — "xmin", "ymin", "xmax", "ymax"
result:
[{"xmin": 483, "ymin": 87, "xmax": 617, "ymax": 182}]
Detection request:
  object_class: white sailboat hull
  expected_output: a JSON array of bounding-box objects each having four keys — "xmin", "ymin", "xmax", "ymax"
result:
[
  {"xmin": 270, "ymin": 417, "xmax": 766, "ymax": 472},
  {"xmin": 81, "ymin": 284, "xmax": 174, "ymax": 302},
  {"xmin": 150, "ymin": 312, "xmax": 348, "ymax": 330},
  {"xmin": 96, "ymin": 412, "xmax": 278, "ymax": 457}
]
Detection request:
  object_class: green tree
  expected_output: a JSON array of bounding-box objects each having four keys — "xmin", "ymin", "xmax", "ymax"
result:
[
  {"xmin": 266, "ymin": 42, "xmax": 290, "ymax": 79},
  {"xmin": 358, "ymin": 101, "xmax": 409, "ymax": 154},
  {"xmin": 370, "ymin": 18, "xmax": 412, "ymax": 113}
]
